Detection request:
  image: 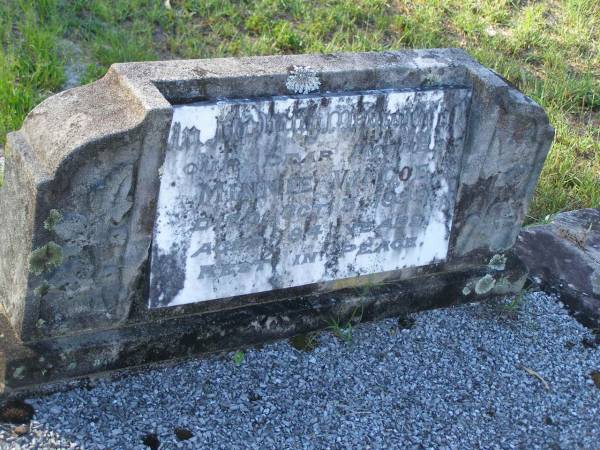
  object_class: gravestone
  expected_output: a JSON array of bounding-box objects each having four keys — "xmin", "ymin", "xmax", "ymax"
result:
[{"xmin": 0, "ymin": 49, "xmax": 553, "ymax": 397}]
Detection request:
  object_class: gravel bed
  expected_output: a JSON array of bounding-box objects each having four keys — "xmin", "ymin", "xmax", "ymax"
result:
[{"xmin": 1, "ymin": 291, "xmax": 599, "ymax": 449}]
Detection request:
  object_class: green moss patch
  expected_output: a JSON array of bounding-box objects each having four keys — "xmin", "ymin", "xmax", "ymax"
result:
[
  {"xmin": 29, "ymin": 242, "xmax": 62, "ymax": 275},
  {"xmin": 33, "ymin": 282, "xmax": 50, "ymax": 297},
  {"xmin": 43, "ymin": 209, "xmax": 62, "ymax": 231}
]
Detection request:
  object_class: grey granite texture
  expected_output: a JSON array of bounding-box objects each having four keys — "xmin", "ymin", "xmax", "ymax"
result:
[
  {"xmin": 0, "ymin": 49, "xmax": 553, "ymax": 344},
  {"xmin": 516, "ymin": 208, "xmax": 600, "ymax": 329}
]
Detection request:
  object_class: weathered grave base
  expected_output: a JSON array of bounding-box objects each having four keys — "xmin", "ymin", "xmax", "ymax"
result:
[
  {"xmin": 0, "ymin": 253, "xmax": 526, "ymax": 400},
  {"xmin": 517, "ymin": 208, "xmax": 600, "ymax": 330}
]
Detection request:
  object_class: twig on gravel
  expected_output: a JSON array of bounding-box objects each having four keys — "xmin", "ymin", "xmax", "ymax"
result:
[{"xmin": 519, "ymin": 365, "xmax": 550, "ymax": 390}]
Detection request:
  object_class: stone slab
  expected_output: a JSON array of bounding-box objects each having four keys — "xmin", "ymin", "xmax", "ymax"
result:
[
  {"xmin": 516, "ymin": 208, "xmax": 600, "ymax": 329},
  {"xmin": 151, "ymin": 88, "xmax": 470, "ymax": 307}
]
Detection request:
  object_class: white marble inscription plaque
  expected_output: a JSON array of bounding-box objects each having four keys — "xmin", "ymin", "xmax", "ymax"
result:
[{"xmin": 149, "ymin": 88, "xmax": 471, "ymax": 307}]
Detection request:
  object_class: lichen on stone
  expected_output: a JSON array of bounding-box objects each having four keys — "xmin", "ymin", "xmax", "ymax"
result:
[
  {"xmin": 285, "ymin": 66, "xmax": 321, "ymax": 94},
  {"xmin": 44, "ymin": 209, "xmax": 62, "ymax": 231},
  {"xmin": 423, "ymin": 73, "xmax": 441, "ymax": 86},
  {"xmin": 29, "ymin": 242, "xmax": 63, "ymax": 275},
  {"xmin": 475, "ymin": 274, "xmax": 496, "ymax": 295},
  {"xmin": 34, "ymin": 283, "xmax": 50, "ymax": 297},
  {"xmin": 12, "ymin": 366, "xmax": 25, "ymax": 380},
  {"xmin": 493, "ymin": 276, "xmax": 511, "ymax": 290},
  {"xmin": 488, "ymin": 254, "xmax": 507, "ymax": 271}
]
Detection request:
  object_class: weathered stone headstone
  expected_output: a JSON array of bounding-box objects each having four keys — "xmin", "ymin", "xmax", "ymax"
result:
[{"xmin": 0, "ymin": 49, "xmax": 554, "ymax": 396}]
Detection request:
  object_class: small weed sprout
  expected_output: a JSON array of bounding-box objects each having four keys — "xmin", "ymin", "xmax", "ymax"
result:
[
  {"xmin": 34, "ymin": 283, "xmax": 50, "ymax": 297},
  {"xmin": 232, "ymin": 350, "xmax": 245, "ymax": 366},
  {"xmin": 503, "ymin": 292, "xmax": 524, "ymax": 315},
  {"xmin": 328, "ymin": 307, "xmax": 363, "ymax": 344},
  {"xmin": 525, "ymin": 214, "xmax": 554, "ymax": 227},
  {"xmin": 495, "ymin": 288, "xmax": 531, "ymax": 319},
  {"xmin": 328, "ymin": 318, "xmax": 353, "ymax": 343}
]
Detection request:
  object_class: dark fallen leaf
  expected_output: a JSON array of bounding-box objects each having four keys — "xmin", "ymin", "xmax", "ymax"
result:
[
  {"xmin": 397, "ymin": 315, "xmax": 415, "ymax": 329},
  {"xmin": 0, "ymin": 400, "xmax": 35, "ymax": 424},
  {"xmin": 142, "ymin": 432, "xmax": 160, "ymax": 450},
  {"xmin": 248, "ymin": 391, "xmax": 262, "ymax": 402},
  {"xmin": 581, "ymin": 338, "xmax": 598, "ymax": 349},
  {"xmin": 174, "ymin": 426, "xmax": 193, "ymax": 441}
]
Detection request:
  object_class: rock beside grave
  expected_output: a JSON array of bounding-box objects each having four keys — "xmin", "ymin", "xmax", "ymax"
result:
[{"xmin": 516, "ymin": 208, "xmax": 600, "ymax": 329}]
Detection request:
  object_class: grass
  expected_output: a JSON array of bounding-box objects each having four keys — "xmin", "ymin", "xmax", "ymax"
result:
[
  {"xmin": 328, "ymin": 307, "xmax": 363, "ymax": 343},
  {"xmin": 327, "ymin": 317, "xmax": 355, "ymax": 343},
  {"xmin": 0, "ymin": 0, "xmax": 598, "ymax": 220},
  {"xmin": 497, "ymin": 288, "xmax": 527, "ymax": 319}
]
